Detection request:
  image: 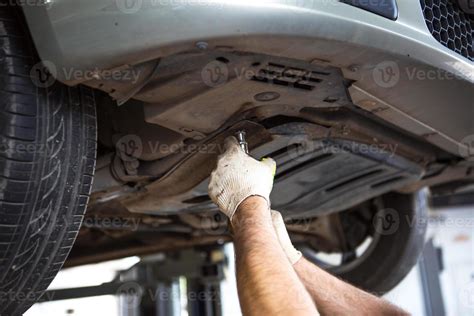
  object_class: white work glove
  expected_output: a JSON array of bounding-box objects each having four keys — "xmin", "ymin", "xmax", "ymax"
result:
[
  {"xmin": 271, "ymin": 210, "xmax": 303, "ymax": 265},
  {"xmin": 208, "ymin": 136, "xmax": 276, "ymax": 220}
]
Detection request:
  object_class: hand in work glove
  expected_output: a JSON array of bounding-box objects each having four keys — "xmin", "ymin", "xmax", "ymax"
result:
[
  {"xmin": 271, "ymin": 210, "xmax": 303, "ymax": 265},
  {"xmin": 208, "ymin": 136, "xmax": 276, "ymax": 220}
]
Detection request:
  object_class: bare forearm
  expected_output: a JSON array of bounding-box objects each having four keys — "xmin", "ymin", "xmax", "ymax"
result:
[
  {"xmin": 294, "ymin": 258, "xmax": 408, "ymax": 316},
  {"xmin": 233, "ymin": 198, "xmax": 317, "ymax": 316}
]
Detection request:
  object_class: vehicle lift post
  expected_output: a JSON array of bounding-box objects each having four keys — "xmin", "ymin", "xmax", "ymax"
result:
[{"xmin": 40, "ymin": 246, "xmax": 228, "ymax": 316}]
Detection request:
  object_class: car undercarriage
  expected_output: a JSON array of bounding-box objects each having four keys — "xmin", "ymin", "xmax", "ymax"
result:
[{"xmin": 67, "ymin": 51, "xmax": 472, "ymax": 267}]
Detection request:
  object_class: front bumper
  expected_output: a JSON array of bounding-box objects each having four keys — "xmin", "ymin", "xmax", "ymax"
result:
[
  {"xmin": 22, "ymin": 0, "xmax": 473, "ymax": 82},
  {"xmin": 22, "ymin": 0, "xmax": 474, "ymax": 155}
]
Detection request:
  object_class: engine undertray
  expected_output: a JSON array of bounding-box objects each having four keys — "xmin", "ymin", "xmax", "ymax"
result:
[
  {"xmin": 92, "ymin": 51, "xmax": 437, "ymax": 219},
  {"xmin": 119, "ymin": 121, "xmax": 423, "ymax": 219}
]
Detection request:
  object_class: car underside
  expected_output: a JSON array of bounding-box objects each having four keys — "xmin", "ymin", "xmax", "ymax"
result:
[
  {"xmin": 0, "ymin": 0, "xmax": 473, "ymax": 314},
  {"xmin": 68, "ymin": 49, "xmax": 470, "ymax": 267}
]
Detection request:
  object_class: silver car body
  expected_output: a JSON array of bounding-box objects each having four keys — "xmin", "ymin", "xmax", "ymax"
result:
[{"xmin": 22, "ymin": 0, "xmax": 473, "ymax": 159}]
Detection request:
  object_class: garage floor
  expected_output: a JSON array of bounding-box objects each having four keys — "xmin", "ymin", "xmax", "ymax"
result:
[{"xmin": 25, "ymin": 206, "xmax": 474, "ymax": 316}]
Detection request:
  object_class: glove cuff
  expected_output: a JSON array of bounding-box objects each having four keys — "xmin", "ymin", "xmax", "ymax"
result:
[
  {"xmin": 214, "ymin": 173, "xmax": 272, "ymax": 219},
  {"xmin": 289, "ymin": 250, "xmax": 303, "ymax": 265},
  {"xmin": 271, "ymin": 210, "xmax": 303, "ymax": 265},
  {"xmin": 230, "ymin": 194, "xmax": 270, "ymax": 220}
]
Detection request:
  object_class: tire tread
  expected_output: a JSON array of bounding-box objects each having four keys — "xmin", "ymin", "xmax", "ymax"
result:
[{"xmin": 0, "ymin": 5, "xmax": 97, "ymax": 315}]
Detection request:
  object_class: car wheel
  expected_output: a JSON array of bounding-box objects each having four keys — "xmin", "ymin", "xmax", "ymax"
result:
[
  {"xmin": 0, "ymin": 5, "xmax": 97, "ymax": 315},
  {"xmin": 296, "ymin": 190, "xmax": 428, "ymax": 294}
]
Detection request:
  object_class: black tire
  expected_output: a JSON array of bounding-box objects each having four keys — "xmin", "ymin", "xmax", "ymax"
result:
[
  {"xmin": 302, "ymin": 190, "xmax": 428, "ymax": 295},
  {"xmin": 0, "ymin": 5, "xmax": 97, "ymax": 315}
]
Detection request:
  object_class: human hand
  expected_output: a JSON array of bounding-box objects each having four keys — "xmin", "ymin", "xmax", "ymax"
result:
[{"xmin": 208, "ymin": 136, "xmax": 276, "ymax": 220}]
